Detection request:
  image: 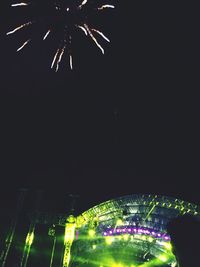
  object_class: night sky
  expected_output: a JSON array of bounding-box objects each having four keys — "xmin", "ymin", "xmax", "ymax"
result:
[{"xmin": 0, "ymin": 0, "xmax": 200, "ymax": 215}]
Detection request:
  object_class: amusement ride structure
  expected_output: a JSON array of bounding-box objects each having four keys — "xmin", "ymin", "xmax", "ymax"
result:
[{"xmin": 1, "ymin": 191, "xmax": 200, "ymax": 267}]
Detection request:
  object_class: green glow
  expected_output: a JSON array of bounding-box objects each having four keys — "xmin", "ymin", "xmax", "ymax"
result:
[
  {"xmin": 105, "ymin": 236, "xmax": 114, "ymax": 245},
  {"xmin": 117, "ymin": 235, "xmax": 122, "ymax": 240},
  {"xmin": 63, "ymin": 221, "xmax": 76, "ymax": 267},
  {"xmin": 162, "ymin": 242, "xmax": 172, "ymax": 250},
  {"xmin": 88, "ymin": 229, "xmax": 95, "ymax": 237},
  {"xmin": 4, "ymin": 194, "xmax": 198, "ymax": 267},
  {"xmin": 116, "ymin": 219, "xmax": 123, "ymax": 226},
  {"xmin": 73, "ymin": 242, "xmax": 141, "ymax": 267},
  {"xmin": 64, "ymin": 223, "xmax": 75, "ymax": 244},
  {"xmin": 147, "ymin": 236, "xmax": 153, "ymax": 242},
  {"xmin": 123, "ymin": 234, "xmax": 129, "ymax": 241},
  {"xmin": 68, "ymin": 215, "xmax": 76, "ymax": 223},
  {"xmin": 73, "ymin": 247, "xmax": 174, "ymax": 267},
  {"xmin": 157, "ymin": 255, "xmax": 167, "ymax": 262},
  {"xmin": 138, "ymin": 252, "xmax": 174, "ymax": 267},
  {"xmin": 63, "ymin": 194, "xmax": 199, "ymax": 267},
  {"xmin": 72, "ymin": 229, "xmax": 176, "ymax": 267},
  {"xmin": 76, "ymin": 215, "xmax": 86, "ymax": 228},
  {"xmin": 72, "ymin": 233, "xmax": 176, "ymax": 267},
  {"xmin": 111, "ymin": 263, "xmax": 124, "ymax": 267},
  {"xmin": 73, "ymin": 255, "xmax": 111, "ymax": 267},
  {"xmin": 144, "ymin": 204, "xmax": 156, "ymax": 221},
  {"xmin": 25, "ymin": 232, "xmax": 34, "ymax": 245}
]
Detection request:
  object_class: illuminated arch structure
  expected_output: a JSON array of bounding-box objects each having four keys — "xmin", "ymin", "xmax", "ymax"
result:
[
  {"xmin": 70, "ymin": 194, "xmax": 200, "ymax": 267},
  {"xmin": 2, "ymin": 194, "xmax": 200, "ymax": 267}
]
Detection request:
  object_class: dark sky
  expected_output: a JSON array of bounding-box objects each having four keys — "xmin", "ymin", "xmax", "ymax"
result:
[{"xmin": 0, "ymin": 0, "xmax": 200, "ymax": 213}]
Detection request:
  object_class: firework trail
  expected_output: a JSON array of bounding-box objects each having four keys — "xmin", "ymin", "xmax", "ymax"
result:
[
  {"xmin": 7, "ymin": 21, "xmax": 33, "ymax": 35},
  {"xmin": 17, "ymin": 39, "xmax": 31, "ymax": 51},
  {"xmin": 11, "ymin": 2, "xmax": 29, "ymax": 7},
  {"xmin": 43, "ymin": 30, "xmax": 51, "ymax": 40}
]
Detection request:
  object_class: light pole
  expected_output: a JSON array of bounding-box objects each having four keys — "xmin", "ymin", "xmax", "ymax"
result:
[
  {"xmin": 48, "ymin": 225, "xmax": 56, "ymax": 267},
  {"xmin": 0, "ymin": 188, "xmax": 27, "ymax": 267},
  {"xmin": 20, "ymin": 190, "xmax": 42, "ymax": 267}
]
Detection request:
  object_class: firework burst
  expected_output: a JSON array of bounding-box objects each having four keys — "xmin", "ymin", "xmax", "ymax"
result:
[{"xmin": 7, "ymin": 0, "xmax": 115, "ymax": 71}]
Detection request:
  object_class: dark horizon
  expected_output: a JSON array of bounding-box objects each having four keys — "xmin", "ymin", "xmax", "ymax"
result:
[{"xmin": 0, "ymin": 0, "xmax": 200, "ymax": 213}]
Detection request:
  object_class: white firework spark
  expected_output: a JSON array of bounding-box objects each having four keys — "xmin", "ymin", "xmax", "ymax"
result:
[
  {"xmin": 51, "ymin": 45, "xmax": 66, "ymax": 72},
  {"xmin": 69, "ymin": 54, "xmax": 73, "ymax": 70},
  {"xmin": 11, "ymin": 3, "xmax": 29, "ymax": 7},
  {"xmin": 97, "ymin": 5, "xmax": 115, "ymax": 10},
  {"xmin": 51, "ymin": 34, "xmax": 73, "ymax": 72},
  {"xmin": 91, "ymin": 29, "xmax": 110, "ymax": 43},
  {"xmin": 6, "ymin": 21, "xmax": 33, "ymax": 35},
  {"xmin": 79, "ymin": 0, "xmax": 88, "ymax": 8},
  {"xmin": 68, "ymin": 35, "xmax": 73, "ymax": 70},
  {"xmin": 56, "ymin": 46, "xmax": 66, "ymax": 72},
  {"xmin": 51, "ymin": 48, "xmax": 60, "ymax": 69},
  {"xmin": 43, "ymin": 29, "xmax": 51, "ymax": 40},
  {"xmin": 84, "ymin": 24, "xmax": 104, "ymax": 54},
  {"xmin": 17, "ymin": 39, "xmax": 31, "ymax": 51},
  {"xmin": 8, "ymin": 0, "xmax": 115, "ymax": 71},
  {"xmin": 76, "ymin": 25, "xmax": 88, "ymax": 36},
  {"xmin": 81, "ymin": 0, "xmax": 87, "ymax": 6}
]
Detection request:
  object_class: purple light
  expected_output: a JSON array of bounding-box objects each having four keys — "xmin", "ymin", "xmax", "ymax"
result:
[
  {"xmin": 102, "ymin": 226, "xmax": 170, "ymax": 241},
  {"xmin": 76, "ymin": 230, "xmax": 79, "ymax": 240}
]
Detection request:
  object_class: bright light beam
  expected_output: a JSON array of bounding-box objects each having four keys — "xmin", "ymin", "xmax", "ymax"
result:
[{"xmin": 144, "ymin": 204, "xmax": 156, "ymax": 221}]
